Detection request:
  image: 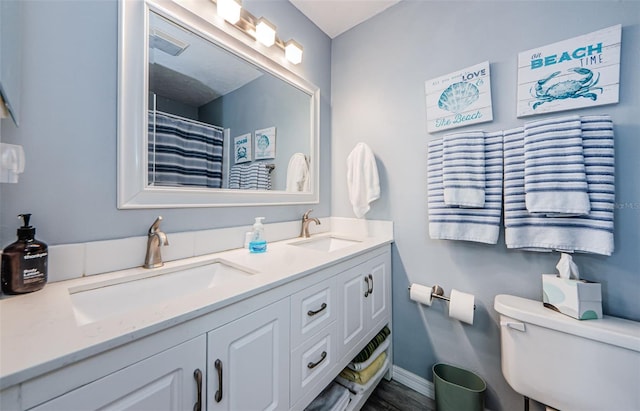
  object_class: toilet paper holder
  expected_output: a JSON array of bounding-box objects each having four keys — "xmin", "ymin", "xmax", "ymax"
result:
[{"xmin": 408, "ymin": 284, "xmax": 476, "ymax": 310}]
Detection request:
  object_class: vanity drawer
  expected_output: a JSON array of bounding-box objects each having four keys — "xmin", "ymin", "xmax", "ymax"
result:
[
  {"xmin": 290, "ymin": 276, "xmax": 337, "ymax": 348},
  {"xmin": 290, "ymin": 322, "xmax": 337, "ymax": 407}
]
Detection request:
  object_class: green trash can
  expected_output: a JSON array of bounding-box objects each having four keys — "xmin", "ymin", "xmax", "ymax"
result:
[{"xmin": 433, "ymin": 363, "xmax": 486, "ymax": 411}]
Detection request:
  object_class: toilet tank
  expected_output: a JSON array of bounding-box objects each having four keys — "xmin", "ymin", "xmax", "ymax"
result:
[{"xmin": 494, "ymin": 294, "xmax": 640, "ymax": 411}]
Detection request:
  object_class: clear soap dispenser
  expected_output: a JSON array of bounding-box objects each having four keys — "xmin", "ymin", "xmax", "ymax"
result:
[
  {"xmin": 249, "ymin": 217, "xmax": 267, "ymax": 253},
  {"xmin": 1, "ymin": 214, "xmax": 48, "ymax": 294}
]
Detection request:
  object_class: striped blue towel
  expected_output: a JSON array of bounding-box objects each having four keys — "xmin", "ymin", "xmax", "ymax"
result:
[
  {"xmin": 229, "ymin": 164, "xmax": 242, "ymax": 189},
  {"xmin": 428, "ymin": 131, "xmax": 503, "ymax": 244},
  {"xmin": 443, "ymin": 131, "xmax": 485, "ymax": 207},
  {"xmin": 503, "ymin": 118, "xmax": 614, "ymax": 256},
  {"xmin": 229, "ymin": 163, "xmax": 272, "ymax": 190},
  {"xmin": 524, "ymin": 115, "xmax": 590, "ymax": 216},
  {"xmin": 244, "ymin": 162, "xmax": 272, "ymax": 190}
]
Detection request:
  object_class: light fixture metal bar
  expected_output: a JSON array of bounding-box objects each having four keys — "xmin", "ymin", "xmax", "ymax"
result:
[{"xmin": 210, "ymin": 0, "xmax": 302, "ymax": 63}]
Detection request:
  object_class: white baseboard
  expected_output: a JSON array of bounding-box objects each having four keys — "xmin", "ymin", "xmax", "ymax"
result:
[{"xmin": 391, "ymin": 365, "xmax": 435, "ymax": 399}]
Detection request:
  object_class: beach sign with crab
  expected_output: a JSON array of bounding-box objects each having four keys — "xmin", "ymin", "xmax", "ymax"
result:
[{"xmin": 517, "ymin": 24, "xmax": 621, "ymax": 117}]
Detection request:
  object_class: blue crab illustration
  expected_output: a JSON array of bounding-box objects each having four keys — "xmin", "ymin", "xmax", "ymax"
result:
[
  {"xmin": 530, "ymin": 67, "xmax": 603, "ymax": 110},
  {"xmin": 236, "ymin": 146, "xmax": 247, "ymax": 161}
]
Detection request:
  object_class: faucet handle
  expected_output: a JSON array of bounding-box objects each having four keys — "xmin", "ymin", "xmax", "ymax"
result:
[
  {"xmin": 157, "ymin": 231, "xmax": 169, "ymax": 246},
  {"xmin": 303, "ymin": 209, "xmax": 313, "ymax": 219},
  {"xmin": 148, "ymin": 216, "xmax": 163, "ymax": 235}
]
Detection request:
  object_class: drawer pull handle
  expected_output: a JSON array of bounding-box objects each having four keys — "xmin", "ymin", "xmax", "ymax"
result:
[
  {"xmin": 214, "ymin": 359, "xmax": 223, "ymax": 402},
  {"xmin": 307, "ymin": 303, "xmax": 327, "ymax": 317},
  {"xmin": 193, "ymin": 369, "xmax": 202, "ymax": 411},
  {"xmin": 307, "ymin": 351, "xmax": 327, "ymax": 369},
  {"xmin": 368, "ymin": 274, "xmax": 374, "ymax": 294},
  {"xmin": 364, "ymin": 276, "xmax": 370, "ymax": 297}
]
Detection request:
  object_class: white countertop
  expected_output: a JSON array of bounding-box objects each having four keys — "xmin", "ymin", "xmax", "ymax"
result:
[{"xmin": 0, "ymin": 229, "xmax": 393, "ymax": 390}]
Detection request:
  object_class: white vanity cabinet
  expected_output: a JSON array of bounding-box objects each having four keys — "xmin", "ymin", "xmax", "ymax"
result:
[
  {"xmin": 206, "ymin": 298, "xmax": 290, "ymax": 411},
  {"xmin": 2, "ymin": 243, "xmax": 392, "ymax": 411},
  {"xmin": 29, "ymin": 336, "xmax": 206, "ymax": 411}
]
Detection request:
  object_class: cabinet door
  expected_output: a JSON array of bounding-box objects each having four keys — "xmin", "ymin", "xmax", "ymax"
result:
[
  {"xmin": 207, "ymin": 298, "xmax": 290, "ymax": 411},
  {"xmin": 337, "ymin": 251, "xmax": 391, "ymax": 362},
  {"xmin": 31, "ymin": 336, "xmax": 206, "ymax": 411},
  {"xmin": 337, "ymin": 264, "xmax": 367, "ymax": 360},
  {"xmin": 366, "ymin": 253, "xmax": 391, "ymax": 330}
]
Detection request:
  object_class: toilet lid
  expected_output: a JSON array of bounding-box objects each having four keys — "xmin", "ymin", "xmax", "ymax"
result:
[{"xmin": 494, "ymin": 294, "xmax": 640, "ymax": 352}]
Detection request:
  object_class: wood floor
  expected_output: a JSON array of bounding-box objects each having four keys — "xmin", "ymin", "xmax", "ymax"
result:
[{"xmin": 361, "ymin": 379, "xmax": 436, "ymax": 411}]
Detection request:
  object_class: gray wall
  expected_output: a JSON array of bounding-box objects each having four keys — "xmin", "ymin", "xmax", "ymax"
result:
[
  {"xmin": 331, "ymin": 2, "xmax": 639, "ymax": 410},
  {"xmin": 0, "ymin": 0, "xmax": 331, "ymax": 245},
  {"xmin": 200, "ymin": 74, "xmax": 311, "ymax": 190}
]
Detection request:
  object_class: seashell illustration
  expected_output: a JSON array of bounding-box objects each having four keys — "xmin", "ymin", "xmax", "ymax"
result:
[{"xmin": 438, "ymin": 82, "xmax": 479, "ymax": 113}]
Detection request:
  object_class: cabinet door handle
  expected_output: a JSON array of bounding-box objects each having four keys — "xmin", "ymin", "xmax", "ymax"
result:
[
  {"xmin": 193, "ymin": 369, "xmax": 202, "ymax": 411},
  {"xmin": 307, "ymin": 302, "xmax": 327, "ymax": 317},
  {"xmin": 214, "ymin": 359, "xmax": 223, "ymax": 403},
  {"xmin": 307, "ymin": 351, "xmax": 327, "ymax": 369},
  {"xmin": 368, "ymin": 274, "xmax": 374, "ymax": 294},
  {"xmin": 364, "ymin": 276, "xmax": 370, "ymax": 297}
]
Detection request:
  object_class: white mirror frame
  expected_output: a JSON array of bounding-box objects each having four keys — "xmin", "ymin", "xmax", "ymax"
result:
[{"xmin": 117, "ymin": 0, "xmax": 320, "ymax": 209}]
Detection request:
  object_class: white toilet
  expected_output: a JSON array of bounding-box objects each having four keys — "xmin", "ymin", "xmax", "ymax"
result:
[{"xmin": 494, "ymin": 294, "xmax": 640, "ymax": 411}]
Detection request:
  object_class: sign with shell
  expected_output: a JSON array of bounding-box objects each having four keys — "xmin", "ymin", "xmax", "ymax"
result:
[
  {"xmin": 425, "ymin": 61, "xmax": 493, "ymax": 133},
  {"xmin": 517, "ymin": 24, "xmax": 621, "ymax": 117}
]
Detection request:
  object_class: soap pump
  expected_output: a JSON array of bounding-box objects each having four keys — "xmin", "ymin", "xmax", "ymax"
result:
[
  {"xmin": 1, "ymin": 214, "xmax": 48, "ymax": 294},
  {"xmin": 249, "ymin": 217, "xmax": 267, "ymax": 253}
]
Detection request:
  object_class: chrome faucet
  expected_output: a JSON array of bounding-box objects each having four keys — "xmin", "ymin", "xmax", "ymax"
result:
[
  {"xmin": 300, "ymin": 209, "xmax": 320, "ymax": 238},
  {"xmin": 144, "ymin": 216, "xmax": 169, "ymax": 269}
]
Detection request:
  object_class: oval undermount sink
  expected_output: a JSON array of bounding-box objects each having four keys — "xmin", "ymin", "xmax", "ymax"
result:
[
  {"xmin": 289, "ymin": 235, "xmax": 362, "ymax": 252},
  {"xmin": 69, "ymin": 259, "xmax": 256, "ymax": 325}
]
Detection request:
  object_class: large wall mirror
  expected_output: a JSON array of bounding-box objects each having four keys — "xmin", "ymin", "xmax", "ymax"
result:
[{"xmin": 118, "ymin": 0, "xmax": 319, "ymax": 208}]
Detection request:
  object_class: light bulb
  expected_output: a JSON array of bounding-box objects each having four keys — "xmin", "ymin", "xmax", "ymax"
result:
[
  {"xmin": 216, "ymin": 0, "xmax": 241, "ymax": 24},
  {"xmin": 285, "ymin": 39, "xmax": 303, "ymax": 64},
  {"xmin": 255, "ymin": 18, "xmax": 276, "ymax": 47}
]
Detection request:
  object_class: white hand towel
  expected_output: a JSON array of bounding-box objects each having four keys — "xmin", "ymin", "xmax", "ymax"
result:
[
  {"xmin": 524, "ymin": 115, "xmax": 590, "ymax": 216},
  {"xmin": 503, "ymin": 118, "xmax": 614, "ymax": 256},
  {"xmin": 347, "ymin": 143, "xmax": 380, "ymax": 218},
  {"xmin": 442, "ymin": 130, "xmax": 485, "ymax": 207},
  {"xmin": 286, "ymin": 153, "xmax": 310, "ymax": 192}
]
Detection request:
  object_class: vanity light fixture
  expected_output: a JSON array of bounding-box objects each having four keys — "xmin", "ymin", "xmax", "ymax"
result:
[
  {"xmin": 284, "ymin": 39, "xmax": 303, "ymax": 65},
  {"xmin": 255, "ymin": 17, "xmax": 276, "ymax": 47},
  {"xmin": 216, "ymin": 0, "xmax": 242, "ymax": 24},
  {"xmin": 210, "ymin": 0, "xmax": 303, "ymax": 64}
]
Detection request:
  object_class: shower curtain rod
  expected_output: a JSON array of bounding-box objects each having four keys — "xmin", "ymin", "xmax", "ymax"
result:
[{"xmin": 151, "ymin": 109, "xmax": 225, "ymax": 132}]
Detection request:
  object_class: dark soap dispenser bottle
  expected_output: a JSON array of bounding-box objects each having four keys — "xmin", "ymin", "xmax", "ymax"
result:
[{"xmin": 1, "ymin": 214, "xmax": 48, "ymax": 294}]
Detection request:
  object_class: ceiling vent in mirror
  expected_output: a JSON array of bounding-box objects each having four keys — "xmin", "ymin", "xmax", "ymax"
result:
[{"xmin": 149, "ymin": 29, "xmax": 190, "ymax": 56}]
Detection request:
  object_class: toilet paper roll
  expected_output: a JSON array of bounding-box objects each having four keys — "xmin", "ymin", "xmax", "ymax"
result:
[
  {"xmin": 409, "ymin": 284, "xmax": 433, "ymax": 306},
  {"xmin": 449, "ymin": 289, "xmax": 475, "ymax": 325}
]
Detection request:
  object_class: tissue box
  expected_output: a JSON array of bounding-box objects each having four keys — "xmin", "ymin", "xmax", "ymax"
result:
[{"xmin": 542, "ymin": 274, "xmax": 602, "ymax": 320}]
